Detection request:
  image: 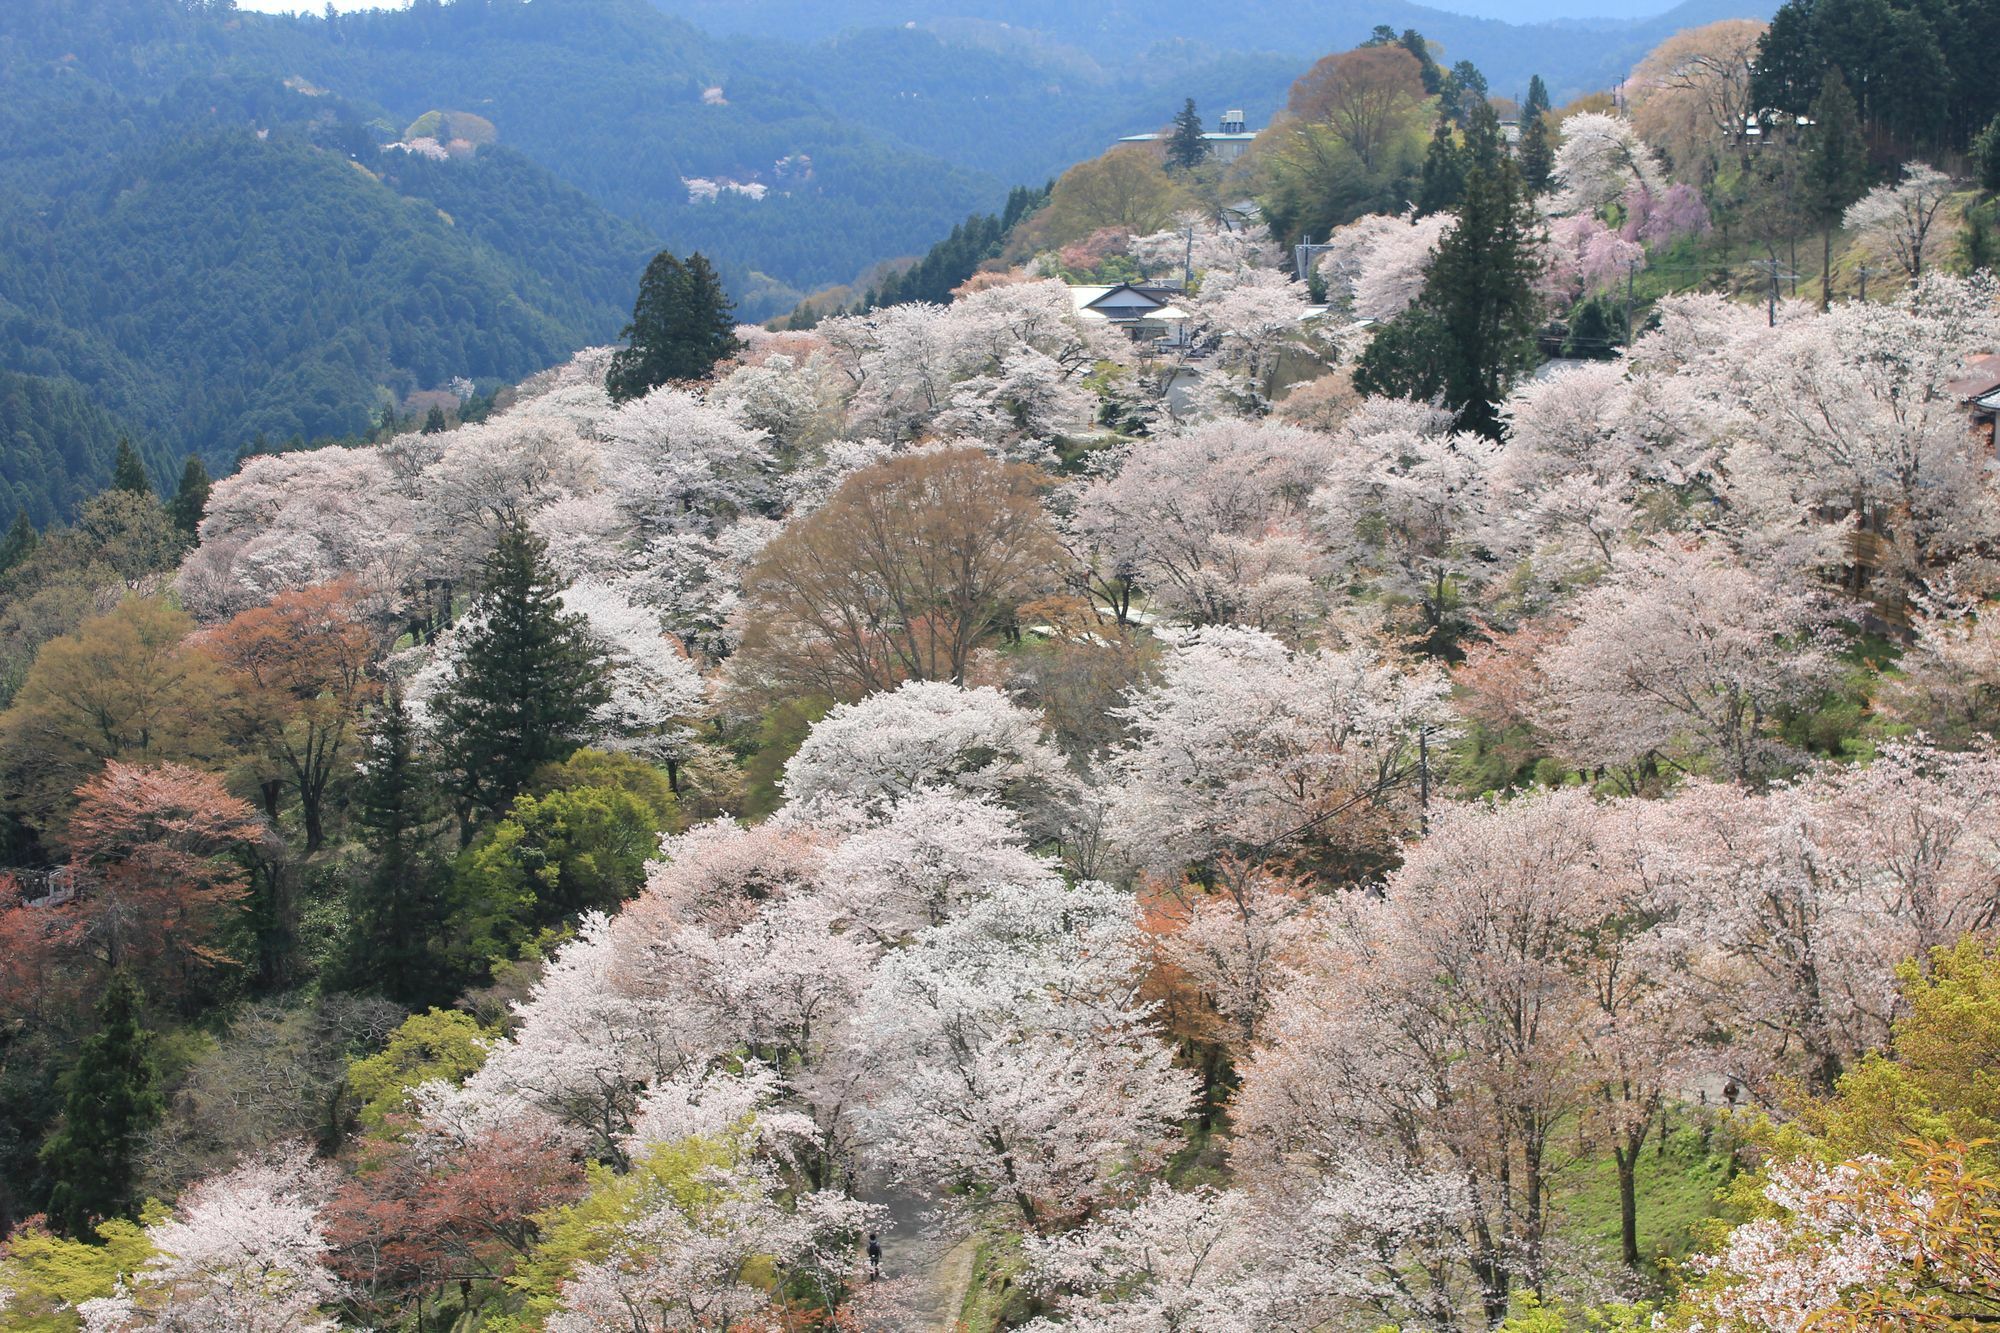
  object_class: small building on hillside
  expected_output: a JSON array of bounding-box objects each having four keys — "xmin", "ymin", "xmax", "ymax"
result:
[
  {"xmin": 1119, "ymin": 109, "xmax": 1259, "ymax": 163},
  {"xmin": 1948, "ymin": 352, "xmax": 2000, "ymax": 450},
  {"xmin": 1070, "ymin": 282, "xmax": 1192, "ymax": 345}
]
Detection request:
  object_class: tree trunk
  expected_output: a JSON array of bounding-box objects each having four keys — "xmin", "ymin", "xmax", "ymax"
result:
[{"xmin": 1614, "ymin": 1136, "xmax": 1642, "ymax": 1268}]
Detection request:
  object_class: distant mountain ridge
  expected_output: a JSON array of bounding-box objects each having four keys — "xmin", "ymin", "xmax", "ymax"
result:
[
  {"xmin": 0, "ymin": 0, "xmax": 1778, "ymax": 520},
  {"xmin": 652, "ymin": 0, "xmax": 1778, "ymax": 101}
]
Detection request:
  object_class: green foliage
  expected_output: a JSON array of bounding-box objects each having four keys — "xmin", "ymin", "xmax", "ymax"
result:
[
  {"xmin": 505, "ymin": 1136, "xmax": 739, "ymax": 1326},
  {"xmin": 1165, "ymin": 97, "xmax": 1209, "ymax": 172},
  {"xmin": 1259, "ymin": 117, "xmax": 1422, "ymax": 249},
  {"xmin": 166, "ymin": 457, "xmax": 210, "ymax": 539},
  {"xmin": 1355, "ymin": 105, "xmax": 1541, "ymax": 438},
  {"xmin": 863, "ymin": 184, "xmax": 1050, "ymax": 313},
  {"xmin": 1500, "ymin": 1294, "xmax": 1657, "ymax": 1332},
  {"xmin": 0, "ymin": 1212, "xmax": 158, "ymax": 1332},
  {"xmin": 336, "ymin": 686, "xmax": 453, "ymax": 1007},
  {"xmin": 108, "ymin": 441, "xmax": 150, "ymax": 498},
  {"xmin": 1562, "ymin": 295, "xmax": 1628, "ymax": 360},
  {"xmin": 0, "ymin": 373, "xmax": 146, "ymax": 531},
  {"xmin": 1519, "ymin": 111, "xmax": 1555, "ymax": 196},
  {"xmin": 742, "ymin": 695, "xmax": 834, "ymax": 819},
  {"xmin": 447, "ymin": 784, "xmax": 664, "ymax": 975},
  {"xmin": 1781, "ymin": 936, "xmax": 2000, "ymax": 1162},
  {"xmin": 536, "ymin": 748, "xmax": 680, "ymax": 830},
  {"xmin": 1977, "ymin": 114, "xmax": 2000, "ymax": 196},
  {"xmin": 39, "ymin": 973, "xmax": 162, "ymax": 1238},
  {"xmin": 436, "ymin": 521, "xmax": 610, "ymax": 837},
  {"xmin": 1417, "ymin": 118, "xmax": 1466, "ymax": 216},
  {"xmin": 0, "ymin": 511, "xmax": 37, "ymax": 575},
  {"xmin": 606, "ymin": 251, "xmax": 740, "ymax": 402},
  {"xmin": 347, "ymin": 1009, "xmax": 494, "ymax": 1137},
  {"xmin": 1751, "ymin": 0, "xmax": 1974, "ymax": 151},
  {"xmin": 1523, "ymin": 74, "xmax": 1551, "ymax": 123},
  {"xmin": 1553, "ymin": 1120, "xmax": 1737, "ymax": 1277}
]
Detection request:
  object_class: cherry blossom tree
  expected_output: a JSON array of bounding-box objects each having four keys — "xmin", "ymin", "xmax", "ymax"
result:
[
  {"xmin": 1550, "ymin": 112, "xmax": 1666, "ymax": 215},
  {"xmin": 1023, "ymin": 1168, "xmax": 1472, "ymax": 1332},
  {"xmin": 1191, "ymin": 268, "xmax": 1311, "ymax": 412},
  {"xmin": 1536, "ymin": 540, "xmax": 1837, "ymax": 785},
  {"xmin": 418, "ymin": 914, "xmax": 702, "ymax": 1160},
  {"xmin": 819, "ymin": 788, "xmax": 1052, "ymax": 936},
  {"xmin": 1316, "ymin": 212, "xmax": 1453, "ymax": 322},
  {"xmin": 1232, "ymin": 789, "xmax": 1637, "ymax": 1320},
  {"xmin": 1540, "ymin": 214, "xmax": 1647, "ymax": 303},
  {"xmin": 1632, "ymin": 780, "xmax": 1895, "ymax": 1096},
  {"xmin": 1843, "ymin": 162, "xmax": 1957, "ymax": 283},
  {"xmin": 79, "ymin": 1144, "xmax": 345, "ymax": 1333},
  {"xmin": 1310, "ymin": 398, "xmax": 1499, "ymax": 654},
  {"xmin": 177, "ymin": 448, "xmax": 414, "ymax": 622},
  {"xmin": 598, "ymin": 387, "xmax": 776, "ymax": 540},
  {"xmin": 1105, "ymin": 625, "xmax": 1452, "ymax": 878},
  {"xmin": 779, "ymin": 680, "xmax": 1072, "ymax": 824},
  {"xmin": 1490, "ymin": 361, "xmax": 1648, "ymax": 595},
  {"xmin": 559, "ymin": 580, "xmax": 708, "ymax": 787},
  {"xmin": 1721, "ymin": 273, "xmax": 2000, "ymax": 587},
  {"xmin": 856, "ymin": 873, "xmax": 1193, "ymax": 1232},
  {"xmin": 712, "ymin": 348, "xmax": 844, "ymax": 454},
  {"xmin": 1065, "ymin": 418, "xmax": 1334, "ymax": 630},
  {"xmin": 819, "ymin": 280, "xmax": 1103, "ymax": 444}
]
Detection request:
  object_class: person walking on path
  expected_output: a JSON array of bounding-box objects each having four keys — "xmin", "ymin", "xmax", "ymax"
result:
[{"xmin": 867, "ymin": 1231, "xmax": 883, "ymax": 1280}]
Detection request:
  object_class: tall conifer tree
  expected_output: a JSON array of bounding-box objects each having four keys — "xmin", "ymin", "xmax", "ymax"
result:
[
  {"xmin": 435, "ymin": 519, "xmax": 608, "ymax": 841},
  {"xmin": 606, "ymin": 250, "xmax": 740, "ymax": 401},
  {"xmin": 1355, "ymin": 104, "xmax": 1542, "ymax": 437},
  {"xmin": 338, "ymin": 685, "xmax": 451, "ymax": 1004},
  {"xmin": 1804, "ymin": 68, "xmax": 1869, "ymax": 309},
  {"xmin": 40, "ymin": 973, "xmax": 160, "ymax": 1238},
  {"xmin": 168, "ymin": 457, "xmax": 211, "ymax": 538},
  {"xmin": 1165, "ymin": 98, "xmax": 1210, "ymax": 172},
  {"xmin": 109, "ymin": 439, "xmax": 150, "ymax": 497}
]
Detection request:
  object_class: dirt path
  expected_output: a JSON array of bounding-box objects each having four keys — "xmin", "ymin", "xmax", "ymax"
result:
[{"xmin": 844, "ymin": 1175, "xmax": 977, "ymax": 1331}]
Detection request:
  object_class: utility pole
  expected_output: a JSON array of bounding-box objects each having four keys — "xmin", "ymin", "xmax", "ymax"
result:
[
  {"xmin": 1750, "ymin": 258, "xmax": 1796, "ymax": 327},
  {"xmin": 1183, "ymin": 221, "xmax": 1195, "ymax": 292},
  {"xmin": 1857, "ymin": 263, "xmax": 1871, "ymax": 303},
  {"xmin": 1623, "ymin": 259, "xmax": 1639, "ymax": 350}
]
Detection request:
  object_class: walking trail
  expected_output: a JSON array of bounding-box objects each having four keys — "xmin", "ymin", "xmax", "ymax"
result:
[{"xmin": 843, "ymin": 1172, "xmax": 978, "ymax": 1332}]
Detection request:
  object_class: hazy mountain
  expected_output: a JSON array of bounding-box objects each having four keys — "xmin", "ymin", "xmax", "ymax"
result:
[{"xmin": 652, "ymin": 0, "xmax": 1778, "ymax": 101}]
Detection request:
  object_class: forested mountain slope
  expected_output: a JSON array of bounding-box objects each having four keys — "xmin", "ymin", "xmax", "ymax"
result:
[{"xmin": 0, "ymin": 78, "xmax": 656, "ymax": 480}]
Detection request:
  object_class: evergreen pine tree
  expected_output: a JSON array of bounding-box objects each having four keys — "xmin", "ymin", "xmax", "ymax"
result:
[
  {"xmin": 1523, "ymin": 74, "xmax": 1552, "ymax": 123},
  {"xmin": 1803, "ymin": 68, "xmax": 1869, "ymax": 309},
  {"xmin": 1356, "ymin": 104, "xmax": 1542, "ymax": 438},
  {"xmin": 0, "ymin": 510, "xmax": 38, "ymax": 574},
  {"xmin": 606, "ymin": 250, "xmax": 741, "ymax": 402},
  {"xmin": 1400, "ymin": 28, "xmax": 1442, "ymax": 94},
  {"xmin": 338, "ymin": 686, "xmax": 452, "ymax": 1005},
  {"xmin": 1519, "ymin": 112, "xmax": 1556, "ymax": 196},
  {"xmin": 1417, "ymin": 119, "xmax": 1467, "ymax": 215},
  {"xmin": 109, "ymin": 439, "xmax": 150, "ymax": 497},
  {"xmin": 40, "ymin": 972, "xmax": 161, "ymax": 1238},
  {"xmin": 1165, "ymin": 98, "xmax": 1210, "ymax": 172},
  {"xmin": 1975, "ymin": 113, "xmax": 2000, "ymax": 195},
  {"xmin": 435, "ymin": 519, "xmax": 609, "ymax": 841},
  {"xmin": 168, "ymin": 457, "xmax": 211, "ymax": 538},
  {"xmin": 422, "ymin": 405, "xmax": 449, "ymax": 434}
]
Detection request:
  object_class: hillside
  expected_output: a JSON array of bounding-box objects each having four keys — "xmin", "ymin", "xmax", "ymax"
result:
[
  {"xmin": 0, "ymin": 74, "xmax": 657, "ymax": 480},
  {"xmin": 653, "ymin": 0, "xmax": 1779, "ymax": 100},
  {"xmin": 0, "ymin": 373, "xmax": 148, "ymax": 529}
]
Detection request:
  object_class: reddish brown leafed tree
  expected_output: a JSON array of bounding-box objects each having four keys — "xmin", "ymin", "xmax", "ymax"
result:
[
  {"xmin": 64, "ymin": 761, "xmax": 266, "ymax": 1010},
  {"xmin": 203, "ymin": 581, "xmax": 379, "ymax": 851}
]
